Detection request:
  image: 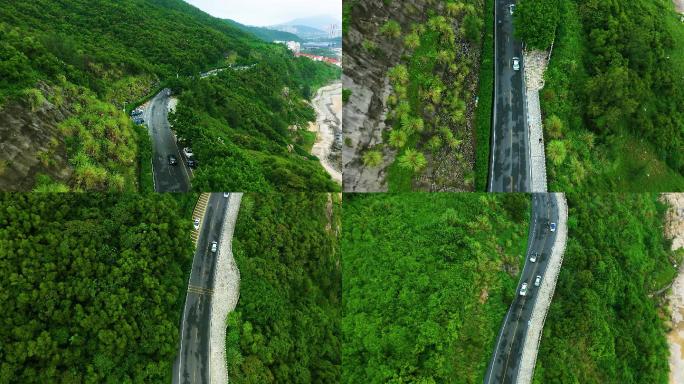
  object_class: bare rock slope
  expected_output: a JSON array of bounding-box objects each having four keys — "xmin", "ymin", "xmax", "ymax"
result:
[{"xmin": 0, "ymin": 86, "xmax": 73, "ymax": 191}]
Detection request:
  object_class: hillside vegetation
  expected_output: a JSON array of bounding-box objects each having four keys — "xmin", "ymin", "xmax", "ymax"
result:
[
  {"xmin": 0, "ymin": 193, "xmax": 193, "ymax": 383},
  {"xmin": 224, "ymin": 19, "xmax": 303, "ymax": 43},
  {"xmin": 515, "ymin": 0, "xmax": 684, "ymax": 190},
  {"xmin": 170, "ymin": 50, "xmax": 341, "ymax": 192},
  {"xmin": 342, "ymin": 193, "xmax": 530, "ymax": 382},
  {"xmin": 379, "ymin": 1, "xmax": 484, "ymax": 191},
  {"xmin": 0, "ymin": 0, "xmax": 338, "ymax": 191},
  {"xmin": 226, "ymin": 193, "xmax": 341, "ymax": 383},
  {"xmin": 533, "ymin": 193, "xmax": 677, "ymax": 383}
]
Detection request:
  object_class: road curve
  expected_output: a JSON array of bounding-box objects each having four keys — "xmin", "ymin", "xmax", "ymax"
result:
[
  {"xmin": 172, "ymin": 193, "xmax": 230, "ymax": 384},
  {"xmin": 489, "ymin": 0, "xmax": 531, "ymax": 192},
  {"xmin": 484, "ymin": 193, "xmax": 559, "ymax": 384},
  {"xmin": 143, "ymin": 89, "xmax": 191, "ymax": 192}
]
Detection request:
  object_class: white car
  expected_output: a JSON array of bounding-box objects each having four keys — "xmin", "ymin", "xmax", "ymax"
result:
[
  {"xmin": 223, "ymin": 192, "xmax": 229, "ymax": 198},
  {"xmin": 193, "ymin": 218, "xmax": 200, "ymax": 230},
  {"xmin": 211, "ymin": 241, "xmax": 218, "ymax": 253},
  {"xmin": 529, "ymin": 253, "xmax": 537, "ymax": 263},
  {"xmin": 550, "ymin": 222, "xmax": 557, "ymax": 232},
  {"xmin": 512, "ymin": 57, "xmax": 520, "ymax": 71},
  {"xmin": 509, "ymin": 4, "xmax": 515, "ymax": 15},
  {"xmin": 534, "ymin": 275, "xmax": 542, "ymax": 287},
  {"xmin": 519, "ymin": 283, "xmax": 528, "ymax": 296},
  {"xmin": 183, "ymin": 147, "xmax": 194, "ymax": 158}
]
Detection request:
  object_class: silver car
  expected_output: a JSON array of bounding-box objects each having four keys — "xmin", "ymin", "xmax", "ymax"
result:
[
  {"xmin": 520, "ymin": 283, "xmax": 528, "ymax": 296},
  {"xmin": 512, "ymin": 57, "xmax": 520, "ymax": 71},
  {"xmin": 193, "ymin": 218, "xmax": 200, "ymax": 230},
  {"xmin": 211, "ymin": 241, "xmax": 218, "ymax": 253},
  {"xmin": 534, "ymin": 275, "xmax": 542, "ymax": 287}
]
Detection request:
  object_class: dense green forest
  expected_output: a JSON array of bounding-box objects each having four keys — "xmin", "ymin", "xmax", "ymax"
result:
[
  {"xmin": 0, "ymin": 0, "xmax": 339, "ymax": 191},
  {"xmin": 533, "ymin": 193, "xmax": 677, "ymax": 383},
  {"xmin": 342, "ymin": 193, "xmax": 530, "ymax": 382},
  {"xmin": 226, "ymin": 193, "xmax": 341, "ymax": 383},
  {"xmin": 0, "ymin": 193, "xmax": 194, "ymax": 383},
  {"xmin": 224, "ymin": 19, "xmax": 303, "ymax": 43},
  {"xmin": 169, "ymin": 49, "xmax": 341, "ymax": 192},
  {"xmin": 515, "ymin": 0, "xmax": 684, "ymax": 190}
]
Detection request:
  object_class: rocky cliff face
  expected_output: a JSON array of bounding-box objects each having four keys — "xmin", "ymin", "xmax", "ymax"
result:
[
  {"xmin": 0, "ymin": 85, "xmax": 73, "ymax": 191},
  {"xmin": 343, "ymin": 0, "xmax": 481, "ymax": 192},
  {"xmin": 343, "ymin": 0, "xmax": 436, "ymax": 192}
]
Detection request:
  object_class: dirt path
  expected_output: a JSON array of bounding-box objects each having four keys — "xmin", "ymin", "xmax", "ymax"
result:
[
  {"xmin": 310, "ymin": 82, "xmax": 342, "ymax": 185},
  {"xmin": 663, "ymin": 193, "xmax": 684, "ymax": 384}
]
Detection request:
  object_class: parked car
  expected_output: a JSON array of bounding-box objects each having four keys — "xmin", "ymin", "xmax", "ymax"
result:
[
  {"xmin": 509, "ymin": 4, "xmax": 515, "ymax": 14},
  {"xmin": 534, "ymin": 275, "xmax": 542, "ymax": 287},
  {"xmin": 211, "ymin": 241, "xmax": 218, "ymax": 253},
  {"xmin": 550, "ymin": 222, "xmax": 557, "ymax": 232},
  {"xmin": 186, "ymin": 158, "xmax": 197, "ymax": 168},
  {"xmin": 512, "ymin": 57, "xmax": 520, "ymax": 71},
  {"xmin": 168, "ymin": 154, "xmax": 178, "ymax": 165},
  {"xmin": 519, "ymin": 283, "xmax": 528, "ymax": 296},
  {"xmin": 223, "ymin": 192, "xmax": 229, "ymax": 198},
  {"xmin": 183, "ymin": 147, "xmax": 194, "ymax": 158},
  {"xmin": 193, "ymin": 218, "xmax": 200, "ymax": 230},
  {"xmin": 529, "ymin": 253, "xmax": 537, "ymax": 263}
]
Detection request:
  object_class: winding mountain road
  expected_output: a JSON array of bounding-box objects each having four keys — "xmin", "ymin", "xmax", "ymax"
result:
[
  {"xmin": 143, "ymin": 89, "xmax": 191, "ymax": 192},
  {"xmin": 172, "ymin": 193, "xmax": 232, "ymax": 384},
  {"xmin": 484, "ymin": 193, "xmax": 559, "ymax": 384},
  {"xmin": 489, "ymin": 0, "xmax": 531, "ymax": 192}
]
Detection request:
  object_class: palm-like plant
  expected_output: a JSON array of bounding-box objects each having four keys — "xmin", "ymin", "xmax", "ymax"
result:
[{"xmin": 399, "ymin": 148, "xmax": 427, "ymax": 173}]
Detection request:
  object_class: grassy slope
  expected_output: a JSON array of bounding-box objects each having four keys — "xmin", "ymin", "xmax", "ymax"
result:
[
  {"xmin": 342, "ymin": 193, "xmax": 530, "ymax": 383},
  {"xmin": 386, "ymin": 30, "xmax": 440, "ymax": 192},
  {"xmin": 541, "ymin": 0, "xmax": 684, "ymax": 191},
  {"xmin": 475, "ymin": 0, "xmax": 494, "ymax": 191},
  {"xmin": 533, "ymin": 193, "xmax": 676, "ymax": 383}
]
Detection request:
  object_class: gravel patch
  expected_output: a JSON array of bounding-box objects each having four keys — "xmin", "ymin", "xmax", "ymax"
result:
[
  {"xmin": 675, "ymin": 0, "xmax": 684, "ymax": 13},
  {"xmin": 516, "ymin": 193, "xmax": 568, "ymax": 384},
  {"xmin": 209, "ymin": 193, "xmax": 242, "ymax": 384},
  {"xmin": 524, "ymin": 50, "xmax": 549, "ymax": 192},
  {"xmin": 310, "ymin": 82, "xmax": 342, "ymax": 185},
  {"xmin": 663, "ymin": 193, "xmax": 684, "ymax": 384}
]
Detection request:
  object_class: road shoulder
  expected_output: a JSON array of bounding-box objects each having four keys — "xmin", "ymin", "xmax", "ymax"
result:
[
  {"xmin": 209, "ymin": 193, "xmax": 242, "ymax": 384},
  {"xmin": 516, "ymin": 193, "xmax": 567, "ymax": 383}
]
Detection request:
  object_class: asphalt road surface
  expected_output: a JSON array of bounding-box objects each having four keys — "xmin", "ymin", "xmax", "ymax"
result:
[
  {"xmin": 489, "ymin": 0, "xmax": 531, "ymax": 192},
  {"xmin": 143, "ymin": 89, "xmax": 190, "ymax": 192},
  {"xmin": 172, "ymin": 193, "xmax": 230, "ymax": 384},
  {"xmin": 484, "ymin": 193, "xmax": 559, "ymax": 384}
]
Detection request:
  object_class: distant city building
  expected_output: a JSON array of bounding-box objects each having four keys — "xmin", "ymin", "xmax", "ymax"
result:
[
  {"xmin": 295, "ymin": 52, "xmax": 341, "ymax": 67},
  {"xmin": 274, "ymin": 40, "xmax": 301, "ymax": 53},
  {"xmin": 328, "ymin": 24, "xmax": 341, "ymax": 38}
]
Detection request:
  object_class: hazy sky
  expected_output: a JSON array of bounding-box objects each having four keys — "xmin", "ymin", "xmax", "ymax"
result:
[{"xmin": 184, "ymin": 0, "xmax": 341, "ymax": 26}]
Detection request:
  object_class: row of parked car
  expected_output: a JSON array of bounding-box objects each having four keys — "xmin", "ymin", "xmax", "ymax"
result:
[
  {"xmin": 130, "ymin": 108, "xmax": 144, "ymax": 125},
  {"xmin": 167, "ymin": 147, "xmax": 197, "ymax": 168}
]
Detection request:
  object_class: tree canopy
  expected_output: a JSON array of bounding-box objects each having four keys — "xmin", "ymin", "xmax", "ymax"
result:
[
  {"xmin": 226, "ymin": 193, "xmax": 341, "ymax": 383},
  {"xmin": 342, "ymin": 193, "xmax": 530, "ymax": 383},
  {"xmin": 0, "ymin": 193, "xmax": 194, "ymax": 383}
]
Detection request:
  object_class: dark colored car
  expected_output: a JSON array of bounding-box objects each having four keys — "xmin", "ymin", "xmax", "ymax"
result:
[
  {"xmin": 186, "ymin": 159, "xmax": 197, "ymax": 168},
  {"xmin": 168, "ymin": 154, "xmax": 178, "ymax": 165}
]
